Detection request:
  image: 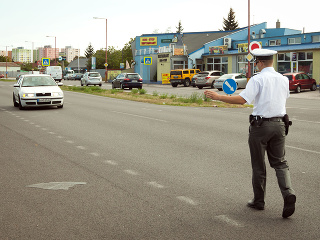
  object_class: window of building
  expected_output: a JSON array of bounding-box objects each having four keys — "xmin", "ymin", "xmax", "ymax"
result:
[
  {"xmin": 288, "ymin": 37, "xmax": 301, "ymax": 45},
  {"xmin": 173, "ymin": 60, "xmax": 187, "ymax": 69},
  {"xmin": 277, "ymin": 51, "xmax": 313, "ymax": 75},
  {"xmin": 312, "ymin": 35, "xmax": 320, "ymax": 42},
  {"xmin": 269, "ymin": 39, "xmax": 281, "ymax": 46},
  {"xmin": 207, "ymin": 57, "xmax": 228, "ymax": 73}
]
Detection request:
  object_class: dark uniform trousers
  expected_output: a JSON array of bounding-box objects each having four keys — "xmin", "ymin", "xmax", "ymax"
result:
[{"xmin": 248, "ymin": 120, "xmax": 295, "ymax": 207}]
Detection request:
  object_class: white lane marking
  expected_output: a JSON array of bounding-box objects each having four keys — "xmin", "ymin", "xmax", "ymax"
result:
[
  {"xmin": 215, "ymin": 215, "xmax": 244, "ymax": 228},
  {"xmin": 48, "ymin": 132, "xmax": 55, "ymax": 134},
  {"xmin": 104, "ymin": 160, "xmax": 118, "ymax": 165},
  {"xmin": 124, "ymin": 169, "xmax": 139, "ymax": 176},
  {"xmin": 41, "ymin": 128, "xmax": 47, "ymax": 131},
  {"xmin": 29, "ymin": 122, "xmax": 34, "ymax": 125},
  {"xmin": 176, "ymin": 196, "xmax": 198, "ymax": 206},
  {"xmin": 35, "ymin": 125, "xmax": 41, "ymax": 127},
  {"xmin": 27, "ymin": 182, "xmax": 86, "ymax": 190},
  {"xmin": 56, "ymin": 136, "xmax": 64, "ymax": 139},
  {"xmin": 287, "ymin": 145, "xmax": 320, "ymax": 155},
  {"xmin": 24, "ymin": 120, "xmax": 29, "ymax": 122},
  {"xmin": 89, "ymin": 152, "xmax": 100, "ymax": 157},
  {"xmin": 111, "ymin": 110, "xmax": 168, "ymax": 123},
  {"xmin": 76, "ymin": 146, "xmax": 86, "ymax": 150},
  {"xmin": 65, "ymin": 140, "xmax": 74, "ymax": 144},
  {"xmin": 147, "ymin": 181, "xmax": 165, "ymax": 189}
]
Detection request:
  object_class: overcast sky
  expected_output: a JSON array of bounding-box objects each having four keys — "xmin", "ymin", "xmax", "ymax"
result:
[{"xmin": 1, "ymin": 0, "xmax": 318, "ymax": 56}]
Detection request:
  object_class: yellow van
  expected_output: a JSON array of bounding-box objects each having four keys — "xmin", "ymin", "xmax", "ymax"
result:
[{"xmin": 170, "ymin": 69, "xmax": 200, "ymax": 87}]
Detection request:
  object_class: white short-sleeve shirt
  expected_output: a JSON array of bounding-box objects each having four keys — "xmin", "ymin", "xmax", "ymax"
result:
[{"xmin": 239, "ymin": 67, "xmax": 289, "ymax": 118}]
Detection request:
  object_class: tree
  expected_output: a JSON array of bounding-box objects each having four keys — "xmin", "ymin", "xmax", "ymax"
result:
[
  {"xmin": 84, "ymin": 43, "xmax": 95, "ymax": 58},
  {"xmin": 121, "ymin": 38, "xmax": 134, "ymax": 68},
  {"xmin": 176, "ymin": 20, "xmax": 184, "ymax": 33},
  {"xmin": 0, "ymin": 55, "xmax": 11, "ymax": 62},
  {"xmin": 85, "ymin": 43, "xmax": 95, "ymax": 70},
  {"xmin": 221, "ymin": 8, "xmax": 239, "ymax": 31}
]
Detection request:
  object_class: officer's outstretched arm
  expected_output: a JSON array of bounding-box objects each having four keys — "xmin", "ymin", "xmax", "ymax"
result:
[{"xmin": 204, "ymin": 90, "xmax": 246, "ymax": 105}]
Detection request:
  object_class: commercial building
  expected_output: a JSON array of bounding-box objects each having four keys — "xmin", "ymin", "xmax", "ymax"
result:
[{"xmin": 133, "ymin": 21, "xmax": 320, "ymax": 85}]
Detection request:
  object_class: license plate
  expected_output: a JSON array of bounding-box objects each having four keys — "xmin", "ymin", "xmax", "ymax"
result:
[
  {"xmin": 132, "ymin": 80, "xmax": 137, "ymax": 82},
  {"xmin": 174, "ymin": 76, "xmax": 178, "ymax": 78},
  {"xmin": 37, "ymin": 98, "xmax": 50, "ymax": 102}
]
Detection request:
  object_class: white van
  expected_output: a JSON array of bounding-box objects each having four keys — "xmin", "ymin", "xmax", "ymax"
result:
[{"xmin": 45, "ymin": 66, "xmax": 63, "ymax": 82}]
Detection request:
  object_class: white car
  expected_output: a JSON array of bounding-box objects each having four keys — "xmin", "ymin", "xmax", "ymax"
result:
[
  {"xmin": 214, "ymin": 73, "xmax": 248, "ymax": 91},
  {"xmin": 81, "ymin": 72, "xmax": 102, "ymax": 86},
  {"xmin": 13, "ymin": 74, "xmax": 64, "ymax": 110}
]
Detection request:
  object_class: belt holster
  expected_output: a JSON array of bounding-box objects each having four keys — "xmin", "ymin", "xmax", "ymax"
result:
[{"xmin": 283, "ymin": 114, "xmax": 292, "ymax": 135}]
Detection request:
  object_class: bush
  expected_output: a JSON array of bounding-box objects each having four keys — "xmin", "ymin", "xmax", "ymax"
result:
[{"xmin": 139, "ymin": 88, "xmax": 147, "ymax": 94}]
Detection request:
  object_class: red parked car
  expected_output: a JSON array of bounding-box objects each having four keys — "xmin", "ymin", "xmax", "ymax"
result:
[
  {"xmin": 0, "ymin": 74, "xmax": 4, "ymax": 78},
  {"xmin": 283, "ymin": 72, "xmax": 317, "ymax": 93}
]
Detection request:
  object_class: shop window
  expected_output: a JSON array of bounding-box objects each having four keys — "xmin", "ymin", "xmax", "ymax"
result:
[
  {"xmin": 288, "ymin": 37, "xmax": 301, "ymax": 45},
  {"xmin": 269, "ymin": 39, "xmax": 281, "ymax": 46}
]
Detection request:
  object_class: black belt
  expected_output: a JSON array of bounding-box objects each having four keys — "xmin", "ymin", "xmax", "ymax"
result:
[{"xmin": 262, "ymin": 117, "xmax": 283, "ymax": 122}]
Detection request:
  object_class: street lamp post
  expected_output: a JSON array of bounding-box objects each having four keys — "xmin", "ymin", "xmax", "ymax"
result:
[
  {"xmin": 4, "ymin": 45, "xmax": 12, "ymax": 78},
  {"xmin": 46, "ymin": 36, "xmax": 56, "ymax": 65},
  {"xmin": 93, "ymin": 17, "xmax": 108, "ymax": 82},
  {"xmin": 247, "ymin": 0, "xmax": 251, "ymax": 78}
]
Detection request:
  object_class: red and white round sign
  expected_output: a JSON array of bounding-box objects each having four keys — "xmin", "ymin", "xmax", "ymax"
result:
[{"xmin": 249, "ymin": 41, "xmax": 262, "ymax": 52}]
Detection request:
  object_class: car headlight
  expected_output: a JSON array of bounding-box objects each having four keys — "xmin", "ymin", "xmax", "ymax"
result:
[
  {"xmin": 23, "ymin": 93, "xmax": 35, "ymax": 97},
  {"xmin": 52, "ymin": 92, "xmax": 63, "ymax": 97}
]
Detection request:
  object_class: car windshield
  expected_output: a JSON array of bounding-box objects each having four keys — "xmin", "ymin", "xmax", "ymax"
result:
[
  {"xmin": 89, "ymin": 73, "xmax": 100, "ymax": 77},
  {"xmin": 170, "ymin": 71, "xmax": 182, "ymax": 75},
  {"xmin": 22, "ymin": 76, "xmax": 57, "ymax": 87},
  {"xmin": 127, "ymin": 74, "xmax": 140, "ymax": 79}
]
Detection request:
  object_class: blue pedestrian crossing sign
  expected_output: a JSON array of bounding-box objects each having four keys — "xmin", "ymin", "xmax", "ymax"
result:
[
  {"xmin": 42, "ymin": 58, "xmax": 50, "ymax": 66},
  {"xmin": 144, "ymin": 57, "xmax": 152, "ymax": 65},
  {"xmin": 222, "ymin": 79, "xmax": 237, "ymax": 95}
]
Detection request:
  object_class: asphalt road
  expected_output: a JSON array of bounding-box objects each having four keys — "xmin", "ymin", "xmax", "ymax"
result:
[{"xmin": 1, "ymin": 81, "xmax": 320, "ymax": 239}]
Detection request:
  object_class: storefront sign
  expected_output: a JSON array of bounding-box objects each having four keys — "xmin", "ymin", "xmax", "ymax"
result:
[
  {"xmin": 209, "ymin": 45, "xmax": 228, "ymax": 54},
  {"xmin": 238, "ymin": 42, "xmax": 262, "ymax": 53},
  {"xmin": 161, "ymin": 39, "xmax": 172, "ymax": 43},
  {"xmin": 161, "ymin": 73, "xmax": 170, "ymax": 84},
  {"xmin": 140, "ymin": 37, "xmax": 157, "ymax": 46},
  {"xmin": 174, "ymin": 48, "xmax": 184, "ymax": 55}
]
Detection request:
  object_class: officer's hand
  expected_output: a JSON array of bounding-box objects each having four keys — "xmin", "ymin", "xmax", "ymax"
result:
[{"xmin": 204, "ymin": 90, "xmax": 220, "ymax": 100}]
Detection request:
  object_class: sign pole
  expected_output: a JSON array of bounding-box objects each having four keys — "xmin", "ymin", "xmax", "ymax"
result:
[{"xmin": 247, "ymin": 0, "xmax": 251, "ymax": 79}]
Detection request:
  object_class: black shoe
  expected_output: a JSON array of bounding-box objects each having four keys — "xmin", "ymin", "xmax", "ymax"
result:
[
  {"xmin": 247, "ymin": 200, "xmax": 264, "ymax": 210},
  {"xmin": 282, "ymin": 194, "xmax": 296, "ymax": 218}
]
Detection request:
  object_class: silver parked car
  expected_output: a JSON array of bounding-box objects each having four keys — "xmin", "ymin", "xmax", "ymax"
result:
[
  {"xmin": 195, "ymin": 70, "xmax": 224, "ymax": 89},
  {"xmin": 81, "ymin": 72, "xmax": 102, "ymax": 86},
  {"xmin": 13, "ymin": 74, "xmax": 64, "ymax": 110},
  {"xmin": 214, "ymin": 73, "xmax": 248, "ymax": 91}
]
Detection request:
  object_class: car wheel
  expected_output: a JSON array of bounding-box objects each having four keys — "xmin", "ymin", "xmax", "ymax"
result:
[
  {"xmin": 310, "ymin": 83, "xmax": 317, "ymax": 91},
  {"xmin": 81, "ymin": 81, "xmax": 83, "ymax": 86},
  {"xmin": 112, "ymin": 83, "xmax": 115, "ymax": 89},
  {"xmin": 218, "ymin": 88, "xmax": 223, "ymax": 91},
  {"xmin": 295, "ymin": 85, "xmax": 301, "ymax": 93},
  {"xmin": 99, "ymin": 84, "xmax": 102, "ymax": 87},
  {"xmin": 57, "ymin": 105, "xmax": 63, "ymax": 108},
  {"xmin": 13, "ymin": 94, "xmax": 19, "ymax": 107},
  {"xmin": 171, "ymin": 84, "xmax": 178, "ymax": 87},
  {"xmin": 120, "ymin": 83, "xmax": 124, "ymax": 89},
  {"xmin": 18, "ymin": 95, "xmax": 24, "ymax": 110},
  {"xmin": 184, "ymin": 79, "xmax": 190, "ymax": 87},
  {"xmin": 211, "ymin": 82, "xmax": 215, "ymax": 89},
  {"xmin": 197, "ymin": 86, "xmax": 203, "ymax": 89}
]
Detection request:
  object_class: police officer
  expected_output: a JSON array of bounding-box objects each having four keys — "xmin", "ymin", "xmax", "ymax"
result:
[{"xmin": 204, "ymin": 49, "xmax": 296, "ymax": 218}]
